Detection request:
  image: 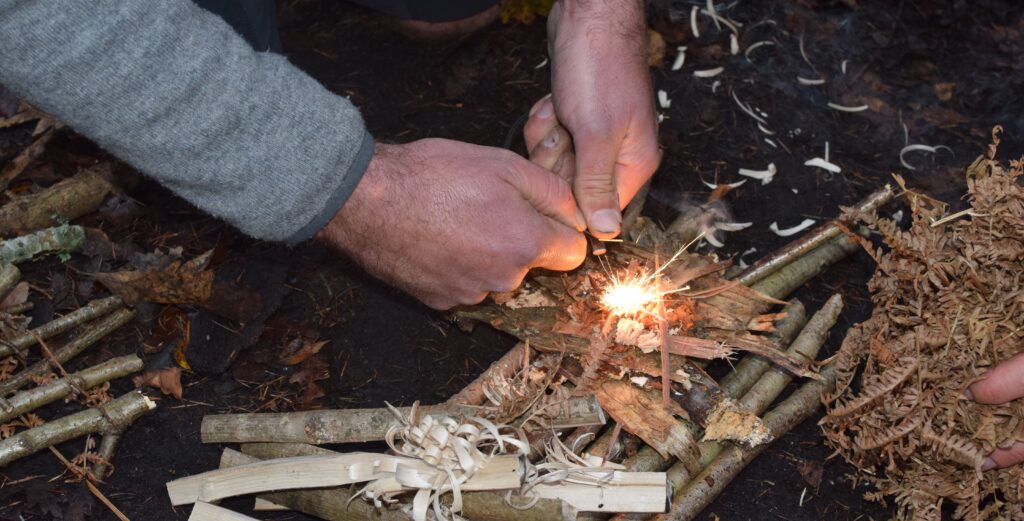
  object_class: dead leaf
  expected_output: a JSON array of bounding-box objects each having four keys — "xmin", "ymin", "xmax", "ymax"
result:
[
  {"xmin": 0, "ymin": 281, "xmax": 29, "ymax": 308},
  {"xmin": 133, "ymin": 366, "xmax": 183, "ymax": 399},
  {"xmin": 289, "ymin": 356, "xmax": 330, "ymax": 410},
  {"xmin": 94, "ymin": 249, "xmax": 213, "ymax": 305},
  {"xmin": 278, "ymin": 337, "xmax": 329, "ymax": 366},
  {"xmin": 934, "ymin": 82, "xmax": 955, "ymax": 102},
  {"xmin": 797, "ymin": 460, "xmax": 824, "ymax": 488}
]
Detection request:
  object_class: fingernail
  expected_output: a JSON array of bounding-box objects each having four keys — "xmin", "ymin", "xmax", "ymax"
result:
[
  {"xmin": 982, "ymin": 457, "xmax": 997, "ymax": 471},
  {"xmin": 536, "ymin": 99, "xmax": 554, "ymax": 119},
  {"xmin": 543, "ymin": 129, "xmax": 560, "ymax": 148},
  {"xmin": 964, "ymin": 388, "xmax": 975, "ymax": 401},
  {"xmin": 574, "ymin": 208, "xmax": 587, "ymax": 232},
  {"xmin": 590, "ymin": 208, "xmax": 622, "ymax": 234}
]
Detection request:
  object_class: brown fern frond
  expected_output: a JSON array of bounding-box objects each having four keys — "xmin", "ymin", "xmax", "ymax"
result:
[
  {"xmin": 828, "ymin": 356, "xmax": 919, "ymax": 418},
  {"xmin": 922, "ymin": 425, "xmax": 985, "ymax": 469},
  {"xmin": 856, "ymin": 413, "xmax": 923, "ymax": 451}
]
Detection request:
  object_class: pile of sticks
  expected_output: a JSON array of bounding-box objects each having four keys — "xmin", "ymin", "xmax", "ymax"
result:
[
  {"xmin": 174, "ymin": 186, "xmax": 893, "ymax": 521},
  {"xmin": 0, "ymin": 265, "xmax": 151, "ymax": 476}
]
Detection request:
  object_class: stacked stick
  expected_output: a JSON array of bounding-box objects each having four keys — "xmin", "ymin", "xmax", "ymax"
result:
[
  {"xmin": 0, "ymin": 264, "xmax": 150, "ymax": 473},
  {"xmin": 187, "ymin": 186, "xmax": 892, "ymax": 521}
]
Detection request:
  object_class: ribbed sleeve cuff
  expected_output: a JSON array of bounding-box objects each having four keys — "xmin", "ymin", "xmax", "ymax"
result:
[{"xmin": 285, "ymin": 131, "xmax": 375, "ymax": 245}]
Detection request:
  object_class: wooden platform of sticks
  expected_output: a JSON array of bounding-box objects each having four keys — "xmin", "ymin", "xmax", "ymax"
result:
[{"xmin": 172, "ymin": 185, "xmax": 895, "ymax": 521}]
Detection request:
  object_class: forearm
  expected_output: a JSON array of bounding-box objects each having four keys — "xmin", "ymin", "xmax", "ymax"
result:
[{"xmin": 0, "ymin": 0, "xmax": 372, "ymax": 243}]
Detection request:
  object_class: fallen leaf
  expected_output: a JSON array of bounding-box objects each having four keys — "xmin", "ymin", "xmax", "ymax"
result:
[
  {"xmin": 934, "ymin": 82, "xmax": 955, "ymax": 102},
  {"xmin": 796, "ymin": 459, "xmax": 824, "ymax": 489},
  {"xmin": 0, "ymin": 281, "xmax": 29, "ymax": 308},
  {"xmin": 278, "ymin": 338, "xmax": 329, "ymax": 366},
  {"xmin": 94, "ymin": 249, "xmax": 213, "ymax": 305},
  {"xmin": 133, "ymin": 366, "xmax": 183, "ymax": 399}
]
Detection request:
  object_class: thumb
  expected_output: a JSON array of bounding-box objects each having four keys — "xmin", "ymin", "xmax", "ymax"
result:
[
  {"xmin": 967, "ymin": 352, "xmax": 1024, "ymax": 404},
  {"xmin": 573, "ymin": 134, "xmax": 623, "ymax": 239},
  {"xmin": 504, "ymin": 156, "xmax": 587, "ymax": 232}
]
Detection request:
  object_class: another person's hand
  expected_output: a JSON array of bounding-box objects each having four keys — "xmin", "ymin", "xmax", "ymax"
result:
[
  {"xmin": 316, "ymin": 139, "xmax": 587, "ymax": 309},
  {"xmin": 967, "ymin": 352, "xmax": 1024, "ymax": 469},
  {"xmin": 546, "ymin": 0, "xmax": 660, "ymax": 239}
]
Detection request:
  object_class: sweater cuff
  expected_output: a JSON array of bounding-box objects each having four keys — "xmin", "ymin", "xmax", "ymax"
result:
[{"xmin": 285, "ymin": 131, "xmax": 375, "ymax": 245}]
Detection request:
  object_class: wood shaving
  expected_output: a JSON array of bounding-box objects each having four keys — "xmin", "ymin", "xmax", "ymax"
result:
[
  {"xmin": 822, "ymin": 137, "xmax": 1024, "ymax": 520},
  {"xmin": 770, "ymin": 219, "xmax": 816, "ymax": 237},
  {"xmin": 693, "ymin": 67, "xmax": 724, "ymax": 78}
]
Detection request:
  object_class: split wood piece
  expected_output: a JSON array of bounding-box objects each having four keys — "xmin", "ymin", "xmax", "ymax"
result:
[
  {"xmin": 0, "ymin": 295, "xmax": 124, "ymax": 359},
  {"xmin": 529, "ymin": 472, "xmax": 668, "ymax": 513},
  {"xmin": 233, "ymin": 444, "xmax": 573, "ymax": 521},
  {"xmin": 657, "ymin": 365, "xmax": 837, "ymax": 521},
  {"xmin": 188, "ymin": 502, "xmax": 259, "ymax": 521},
  {"xmin": 0, "ymin": 390, "xmax": 155, "ymax": 467},
  {"xmin": 201, "ymin": 396, "xmax": 602, "ymax": 446},
  {"xmin": 670, "ymin": 361, "xmax": 765, "ymax": 443},
  {"xmin": 90, "ymin": 431, "xmax": 121, "ymax": 481},
  {"xmin": 718, "ymin": 300, "xmax": 807, "ymax": 398},
  {"xmin": 1, "ymin": 302, "xmax": 32, "ymax": 315},
  {"xmin": 0, "ymin": 307, "xmax": 135, "ymax": 397},
  {"xmin": 167, "ymin": 451, "xmax": 524, "ymax": 506},
  {"xmin": 603, "ymin": 302, "xmax": 805, "ymax": 480},
  {"xmin": 593, "ymin": 380, "xmax": 700, "ymax": 475},
  {"xmin": 749, "ymin": 231, "xmax": 859, "ymax": 301},
  {"xmin": 736, "ymin": 184, "xmax": 894, "ymax": 286},
  {"xmin": 0, "ymin": 163, "xmax": 118, "ymax": 236},
  {"xmin": 0, "ymin": 224, "xmax": 86, "ymax": 265},
  {"xmin": 0, "ymin": 123, "xmax": 57, "ymax": 190},
  {"xmin": 632, "ymin": 296, "xmax": 843, "ymax": 520},
  {"xmin": 0, "ymin": 263, "xmax": 18, "ymax": 303},
  {"xmin": 699, "ymin": 294, "xmax": 842, "ymax": 462},
  {"xmin": 0, "ymin": 354, "xmax": 143, "ymax": 422},
  {"xmin": 448, "ymin": 342, "xmax": 528, "ymax": 406}
]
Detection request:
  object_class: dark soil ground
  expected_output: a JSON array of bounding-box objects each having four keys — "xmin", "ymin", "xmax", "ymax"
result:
[{"xmin": 1, "ymin": 1, "xmax": 1023, "ymax": 520}]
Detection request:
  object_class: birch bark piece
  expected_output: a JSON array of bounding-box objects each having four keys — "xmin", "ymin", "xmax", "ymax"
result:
[{"xmin": 0, "ymin": 390, "xmax": 155, "ymax": 467}]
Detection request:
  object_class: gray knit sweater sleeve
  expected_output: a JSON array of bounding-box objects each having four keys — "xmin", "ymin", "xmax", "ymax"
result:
[{"xmin": 0, "ymin": 0, "xmax": 373, "ymax": 243}]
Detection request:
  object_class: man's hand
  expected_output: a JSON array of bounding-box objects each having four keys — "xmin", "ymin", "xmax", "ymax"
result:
[
  {"xmin": 967, "ymin": 353, "xmax": 1024, "ymax": 470},
  {"xmin": 546, "ymin": 0, "xmax": 660, "ymax": 239},
  {"xmin": 316, "ymin": 139, "xmax": 587, "ymax": 310}
]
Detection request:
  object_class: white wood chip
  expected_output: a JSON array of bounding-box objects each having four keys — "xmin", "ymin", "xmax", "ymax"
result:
[
  {"xmin": 797, "ymin": 76, "xmax": 825, "ymax": 85},
  {"xmin": 827, "ymin": 102, "xmax": 869, "ymax": 112},
  {"xmin": 658, "ymin": 90, "xmax": 671, "ymax": 109},
  {"xmin": 738, "ymin": 163, "xmax": 777, "ymax": 185},
  {"xmin": 744, "ymin": 41, "xmax": 775, "ymax": 62},
  {"xmin": 715, "ymin": 221, "xmax": 752, "ymax": 232},
  {"xmin": 804, "ymin": 157, "xmax": 841, "ymax": 174},
  {"xmin": 671, "ymin": 46, "xmax": 687, "ymax": 71},
  {"xmin": 899, "ymin": 144, "xmax": 953, "ymax": 171},
  {"xmin": 701, "ymin": 178, "xmax": 747, "ymax": 190},
  {"xmin": 770, "ymin": 219, "xmax": 816, "ymax": 237},
  {"xmin": 730, "ymin": 34, "xmax": 740, "ymax": 55},
  {"xmin": 534, "ymin": 57, "xmax": 548, "ymax": 69},
  {"xmin": 694, "ymin": 67, "xmax": 724, "ymax": 78},
  {"xmin": 690, "ymin": 6, "xmax": 701, "ymax": 38}
]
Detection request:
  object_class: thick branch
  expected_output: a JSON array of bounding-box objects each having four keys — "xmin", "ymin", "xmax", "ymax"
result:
[
  {"xmin": 0, "ymin": 390, "xmax": 155, "ymax": 467},
  {"xmin": 0, "ymin": 163, "xmax": 117, "ymax": 236}
]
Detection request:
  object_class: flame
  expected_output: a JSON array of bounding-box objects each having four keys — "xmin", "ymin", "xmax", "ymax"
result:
[{"xmin": 600, "ymin": 276, "xmax": 660, "ymax": 317}]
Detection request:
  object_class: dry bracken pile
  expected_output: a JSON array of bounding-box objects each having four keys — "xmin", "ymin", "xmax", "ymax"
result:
[{"xmin": 822, "ymin": 140, "xmax": 1024, "ymax": 520}]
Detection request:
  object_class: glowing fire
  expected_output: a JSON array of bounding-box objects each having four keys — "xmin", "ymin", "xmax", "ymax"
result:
[
  {"xmin": 598, "ymin": 234, "xmax": 704, "ymax": 317},
  {"xmin": 600, "ymin": 276, "xmax": 660, "ymax": 316}
]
